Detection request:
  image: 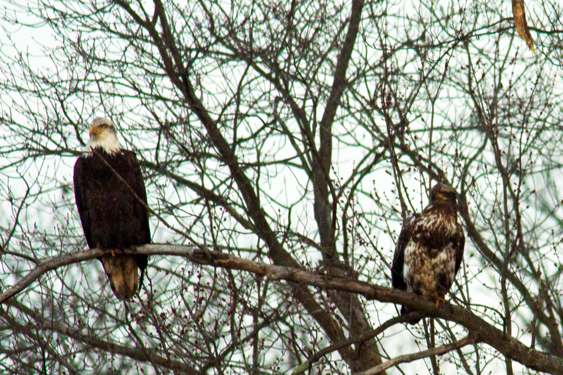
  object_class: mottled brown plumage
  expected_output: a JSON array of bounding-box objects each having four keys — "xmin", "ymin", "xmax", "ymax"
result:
[
  {"xmin": 391, "ymin": 183, "xmax": 465, "ymax": 324},
  {"xmin": 74, "ymin": 118, "xmax": 150, "ymax": 301}
]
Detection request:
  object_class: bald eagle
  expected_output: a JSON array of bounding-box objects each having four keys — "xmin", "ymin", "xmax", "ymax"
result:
[
  {"xmin": 391, "ymin": 183, "xmax": 465, "ymax": 324},
  {"xmin": 73, "ymin": 118, "xmax": 150, "ymax": 301}
]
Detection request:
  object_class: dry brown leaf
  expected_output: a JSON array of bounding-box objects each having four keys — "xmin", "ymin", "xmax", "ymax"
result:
[{"xmin": 512, "ymin": 0, "xmax": 535, "ymax": 53}]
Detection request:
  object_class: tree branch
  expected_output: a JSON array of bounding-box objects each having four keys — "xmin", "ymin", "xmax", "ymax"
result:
[
  {"xmin": 292, "ymin": 314, "xmax": 422, "ymax": 375},
  {"xmin": 2, "ymin": 244, "xmax": 563, "ymax": 373},
  {"xmin": 357, "ymin": 335, "xmax": 477, "ymax": 375},
  {"xmin": 2, "ymin": 301, "xmax": 198, "ymax": 374}
]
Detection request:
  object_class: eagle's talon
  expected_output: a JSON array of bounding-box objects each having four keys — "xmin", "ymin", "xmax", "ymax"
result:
[{"xmin": 435, "ymin": 296, "xmax": 448, "ymax": 308}]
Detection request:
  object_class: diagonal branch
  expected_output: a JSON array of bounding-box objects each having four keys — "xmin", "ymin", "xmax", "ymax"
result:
[
  {"xmin": 2, "ymin": 244, "xmax": 563, "ymax": 374},
  {"xmin": 357, "ymin": 335, "xmax": 477, "ymax": 375},
  {"xmin": 292, "ymin": 314, "xmax": 421, "ymax": 375},
  {"xmin": 0, "ymin": 248, "xmax": 107, "ymax": 303}
]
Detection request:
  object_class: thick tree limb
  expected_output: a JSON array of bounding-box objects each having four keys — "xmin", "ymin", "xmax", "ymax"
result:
[
  {"xmin": 314, "ymin": 0, "xmax": 365, "ymax": 263},
  {"xmin": 307, "ymin": 1, "xmax": 385, "ymax": 371},
  {"xmin": 2, "ymin": 244, "xmax": 563, "ymax": 373}
]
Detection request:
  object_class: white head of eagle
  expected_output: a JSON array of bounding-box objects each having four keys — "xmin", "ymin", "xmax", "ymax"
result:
[
  {"xmin": 86, "ymin": 117, "xmax": 122, "ymax": 155},
  {"xmin": 391, "ymin": 182, "xmax": 465, "ymax": 324}
]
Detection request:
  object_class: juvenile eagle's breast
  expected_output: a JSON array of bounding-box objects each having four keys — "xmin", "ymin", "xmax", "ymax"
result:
[
  {"xmin": 391, "ymin": 183, "xmax": 465, "ymax": 324},
  {"xmin": 403, "ymin": 238, "xmax": 457, "ymax": 297},
  {"xmin": 403, "ymin": 204, "xmax": 461, "ymax": 298}
]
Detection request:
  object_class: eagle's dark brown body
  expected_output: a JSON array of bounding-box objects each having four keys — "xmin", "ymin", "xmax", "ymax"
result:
[
  {"xmin": 391, "ymin": 183, "xmax": 465, "ymax": 324},
  {"xmin": 74, "ymin": 148, "xmax": 150, "ymax": 300}
]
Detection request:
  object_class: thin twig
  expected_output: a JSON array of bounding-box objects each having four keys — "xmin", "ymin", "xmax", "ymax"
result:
[
  {"xmin": 291, "ymin": 313, "xmax": 423, "ymax": 375},
  {"xmin": 357, "ymin": 335, "xmax": 477, "ymax": 375}
]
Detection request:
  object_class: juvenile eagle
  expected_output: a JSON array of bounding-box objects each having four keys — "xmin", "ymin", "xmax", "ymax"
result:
[
  {"xmin": 391, "ymin": 183, "xmax": 465, "ymax": 324},
  {"xmin": 73, "ymin": 118, "xmax": 150, "ymax": 301}
]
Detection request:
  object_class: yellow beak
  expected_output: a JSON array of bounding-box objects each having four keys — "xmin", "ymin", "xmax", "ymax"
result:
[
  {"xmin": 435, "ymin": 192, "xmax": 446, "ymax": 201},
  {"xmin": 89, "ymin": 125, "xmax": 103, "ymax": 136}
]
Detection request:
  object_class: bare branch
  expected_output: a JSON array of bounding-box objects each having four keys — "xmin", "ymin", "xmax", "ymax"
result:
[
  {"xmin": 2, "ymin": 244, "xmax": 563, "ymax": 374},
  {"xmin": 357, "ymin": 335, "xmax": 477, "ymax": 375}
]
